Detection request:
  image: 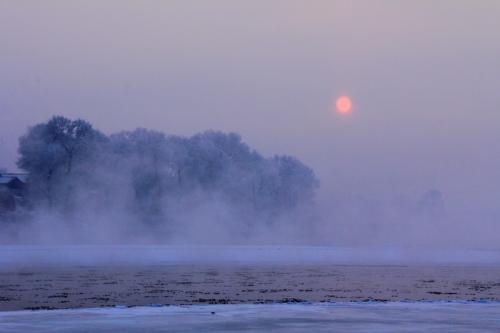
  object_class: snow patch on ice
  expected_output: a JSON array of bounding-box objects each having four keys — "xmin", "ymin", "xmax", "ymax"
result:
[{"xmin": 1, "ymin": 302, "xmax": 500, "ymax": 332}]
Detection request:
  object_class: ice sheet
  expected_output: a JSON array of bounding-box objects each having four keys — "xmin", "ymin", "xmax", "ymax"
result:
[{"xmin": 1, "ymin": 302, "xmax": 500, "ymax": 332}]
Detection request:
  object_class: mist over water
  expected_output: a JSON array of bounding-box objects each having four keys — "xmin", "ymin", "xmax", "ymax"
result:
[
  {"xmin": 0, "ymin": 114, "xmax": 497, "ymax": 254},
  {"xmin": 0, "ymin": 113, "xmax": 498, "ymax": 254},
  {"xmin": 1, "ymin": 116, "xmax": 321, "ymax": 246}
]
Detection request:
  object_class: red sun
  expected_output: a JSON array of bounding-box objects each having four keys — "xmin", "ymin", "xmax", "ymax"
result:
[{"xmin": 336, "ymin": 96, "xmax": 352, "ymax": 114}]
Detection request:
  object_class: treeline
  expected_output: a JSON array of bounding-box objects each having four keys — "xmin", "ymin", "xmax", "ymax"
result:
[{"xmin": 16, "ymin": 116, "xmax": 319, "ymax": 232}]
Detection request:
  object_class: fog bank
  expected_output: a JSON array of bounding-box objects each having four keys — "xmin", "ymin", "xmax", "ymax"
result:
[{"xmin": 3, "ymin": 245, "xmax": 500, "ymax": 268}]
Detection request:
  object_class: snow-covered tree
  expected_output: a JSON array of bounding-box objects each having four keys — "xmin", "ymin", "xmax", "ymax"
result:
[{"xmin": 16, "ymin": 116, "xmax": 319, "ymax": 233}]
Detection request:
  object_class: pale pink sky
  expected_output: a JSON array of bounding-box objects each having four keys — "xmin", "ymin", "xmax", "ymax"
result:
[{"xmin": 1, "ymin": 1, "xmax": 500, "ymax": 247}]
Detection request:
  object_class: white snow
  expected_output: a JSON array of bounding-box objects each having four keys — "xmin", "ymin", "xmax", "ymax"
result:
[{"xmin": 1, "ymin": 302, "xmax": 500, "ymax": 332}]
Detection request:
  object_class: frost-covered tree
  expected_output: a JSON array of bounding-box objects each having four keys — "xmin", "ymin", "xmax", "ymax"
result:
[
  {"xmin": 16, "ymin": 116, "xmax": 320, "ymax": 234},
  {"xmin": 418, "ymin": 189, "xmax": 445, "ymax": 219},
  {"xmin": 17, "ymin": 116, "xmax": 105, "ymax": 207},
  {"xmin": 110, "ymin": 129, "xmax": 176, "ymax": 218}
]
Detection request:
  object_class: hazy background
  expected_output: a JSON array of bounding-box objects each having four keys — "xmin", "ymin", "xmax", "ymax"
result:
[{"xmin": 1, "ymin": 1, "xmax": 500, "ymax": 248}]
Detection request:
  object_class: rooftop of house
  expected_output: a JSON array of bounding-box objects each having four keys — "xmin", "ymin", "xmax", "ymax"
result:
[{"xmin": 0, "ymin": 173, "xmax": 28, "ymax": 184}]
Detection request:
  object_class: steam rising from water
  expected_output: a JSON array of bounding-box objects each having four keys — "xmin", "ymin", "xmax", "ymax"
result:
[
  {"xmin": 0, "ymin": 116, "xmax": 496, "ymax": 251},
  {"xmin": 1, "ymin": 116, "xmax": 319, "ymax": 245}
]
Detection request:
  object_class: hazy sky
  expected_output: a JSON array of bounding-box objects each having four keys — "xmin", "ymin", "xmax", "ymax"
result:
[{"xmin": 1, "ymin": 1, "xmax": 500, "ymax": 247}]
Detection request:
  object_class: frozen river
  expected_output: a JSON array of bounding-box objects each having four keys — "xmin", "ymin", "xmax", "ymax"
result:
[
  {"xmin": 2, "ymin": 302, "xmax": 500, "ymax": 332},
  {"xmin": 2, "ymin": 245, "xmax": 500, "ymax": 331}
]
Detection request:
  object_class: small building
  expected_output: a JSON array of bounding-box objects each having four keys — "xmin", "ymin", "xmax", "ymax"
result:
[{"xmin": 0, "ymin": 173, "xmax": 28, "ymax": 213}]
